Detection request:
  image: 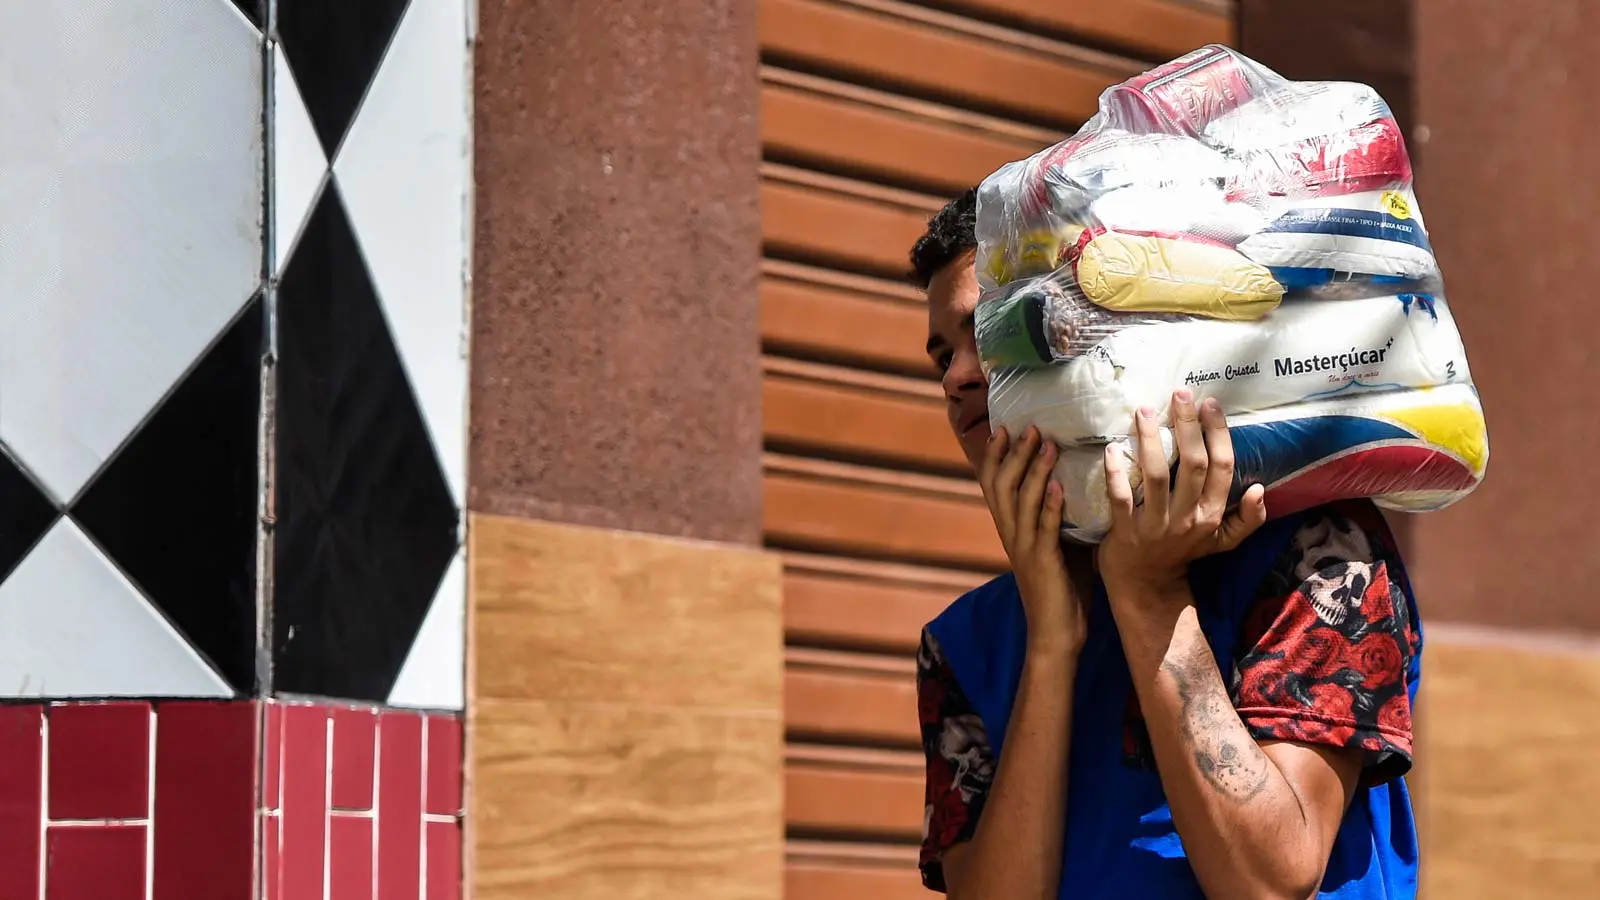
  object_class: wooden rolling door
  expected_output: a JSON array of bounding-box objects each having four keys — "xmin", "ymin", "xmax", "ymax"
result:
[{"xmin": 757, "ymin": 2, "xmax": 1237, "ymax": 897}]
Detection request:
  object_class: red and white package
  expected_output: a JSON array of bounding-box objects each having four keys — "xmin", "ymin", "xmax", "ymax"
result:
[
  {"xmin": 1206, "ymin": 82, "xmax": 1415, "ymax": 201},
  {"xmin": 1104, "ymin": 45, "xmax": 1263, "ymax": 135}
]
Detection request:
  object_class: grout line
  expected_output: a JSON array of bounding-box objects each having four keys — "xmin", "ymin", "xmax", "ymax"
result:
[
  {"xmin": 48, "ymin": 818, "xmax": 155, "ymax": 827},
  {"xmin": 37, "ymin": 708, "xmax": 47, "ymax": 900},
  {"xmin": 327, "ymin": 808, "xmax": 377, "ymax": 819},
  {"xmin": 419, "ymin": 715, "xmax": 429, "ymax": 895},
  {"xmin": 145, "ymin": 706, "xmax": 156, "ymax": 900},
  {"xmin": 275, "ymin": 706, "xmax": 285, "ymax": 813},
  {"xmin": 371, "ymin": 713, "xmax": 382, "ymax": 900},
  {"xmin": 323, "ymin": 715, "xmax": 333, "ymax": 900},
  {"xmin": 253, "ymin": 701, "xmax": 269, "ymax": 900},
  {"xmin": 421, "ymin": 814, "xmax": 457, "ymax": 825}
]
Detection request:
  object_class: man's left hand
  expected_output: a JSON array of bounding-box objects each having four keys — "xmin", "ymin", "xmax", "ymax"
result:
[{"xmin": 1098, "ymin": 389, "xmax": 1268, "ymax": 599}]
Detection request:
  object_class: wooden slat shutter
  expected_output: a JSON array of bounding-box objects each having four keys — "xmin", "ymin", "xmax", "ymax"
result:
[{"xmin": 759, "ymin": 2, "xmax": 1237, "ymax": 895}]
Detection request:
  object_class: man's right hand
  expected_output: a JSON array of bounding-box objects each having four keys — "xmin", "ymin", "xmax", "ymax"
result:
[{"xmin": 978, "ymin": 425, "xmax": 1087, "ymax": 657}]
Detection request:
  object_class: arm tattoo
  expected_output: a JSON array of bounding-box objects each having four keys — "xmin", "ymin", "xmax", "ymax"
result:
[{"xmin": 1160, "ymin": 644, "xmax": 1270, "ymax": 801}]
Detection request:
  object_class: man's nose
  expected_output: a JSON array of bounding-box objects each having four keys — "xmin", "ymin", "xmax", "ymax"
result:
[{"xmin": 942, "ymin": 346, "xmax": 987, "ymax": 399}]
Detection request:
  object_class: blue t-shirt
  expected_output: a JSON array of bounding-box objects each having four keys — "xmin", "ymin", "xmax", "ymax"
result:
[{"xmin": 916, "ymin": 502, "xmax": 1421, "ymax": 899}]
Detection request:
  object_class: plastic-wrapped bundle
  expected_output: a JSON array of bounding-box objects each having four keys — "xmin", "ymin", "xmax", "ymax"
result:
[{"xmin": 974, "ymin": 45, "xmax": 1488, "ymax": 543}]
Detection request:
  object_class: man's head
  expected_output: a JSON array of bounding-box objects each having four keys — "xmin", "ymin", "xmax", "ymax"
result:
[{"xmin": 911, "ymin": 188, "xmax": 989, "ymax": 469}]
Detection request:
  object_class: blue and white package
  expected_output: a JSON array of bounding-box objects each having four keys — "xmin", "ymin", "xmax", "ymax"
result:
[{"xmin": 1238, "ymin": 189, "xmax": 1440, "ymax": 287}]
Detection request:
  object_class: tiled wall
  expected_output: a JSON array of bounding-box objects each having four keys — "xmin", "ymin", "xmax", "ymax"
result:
[
  {"xmin": 263, "ymin": 702, "xmax": 462, "ymax": 900},
  {"xmin": 0, "ymin": 4, "xmax": 471, "ymax": 894},
  {"xmin": 0, "ymin": 0, "xmax": 470, "ymax": 711},
  {"xmin": 0, "ymin": 700, "xmax": 460, "ymax": 900},
  {"xmin": 0, "ymin": 701, "xmax": 255, "ymax": 899}
]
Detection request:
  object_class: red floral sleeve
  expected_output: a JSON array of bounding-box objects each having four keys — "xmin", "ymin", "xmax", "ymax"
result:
[
  {"xmin": 917, "ymin": 628, "xmax": 994, "ymax": 892},
  {"xmin": 1230, "ymin": 502, "xmax": 1420, "ymax": 785}
]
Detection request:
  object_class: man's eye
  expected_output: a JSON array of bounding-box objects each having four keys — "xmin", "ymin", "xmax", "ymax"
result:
[{"xmin": 936, "ymin": 352, "xmax": 953, "ymax": 372}]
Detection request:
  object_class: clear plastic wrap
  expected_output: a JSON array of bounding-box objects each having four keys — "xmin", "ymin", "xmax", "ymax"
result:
[{"xmin": 973, "ymin": 45, "xmax": 1488, "ymax": 543}]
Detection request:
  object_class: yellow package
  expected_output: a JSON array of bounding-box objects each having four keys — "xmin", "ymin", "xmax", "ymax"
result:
[
  {"xmin": 1074, "ymin": 231, "xmax": 1284, "ymax": 320},
  {"xmin": 986, "ymin": 225, "xmax": 1086, "ymax": 287}
]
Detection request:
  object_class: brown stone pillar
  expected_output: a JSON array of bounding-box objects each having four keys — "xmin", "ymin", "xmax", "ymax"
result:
[
  {"xmin": 1409, "ymin": 2, "xmax": 1600, "ymax": 896},
  {"xmin": 469, "ymin": 0, "xmax": 765, "ymax": 547},
  {"xmin": 466, "ymin": 2, "xmax": 780, "ymax": 898}
]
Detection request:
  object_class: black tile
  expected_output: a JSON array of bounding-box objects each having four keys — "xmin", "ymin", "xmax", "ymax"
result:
[
  {"xmin": 275, "ymin": 0, "xmax": 411, "ymax": 158},
  {"xmin": 274, "ymin": 188, "xmax": 458, "ymax": 702},
  {"xmin": 71, "ymin": 298, "xmax": 265, "ymax": 694},
  {"xmin": 229, "ymin": 0, "xmax": 263, "ymax": 28},
  {"xmin": 0, "ymin": 450, "xmax": 59, "ymax": 587}
]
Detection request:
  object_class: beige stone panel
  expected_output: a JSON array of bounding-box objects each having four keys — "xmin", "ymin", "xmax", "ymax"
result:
[
  {"xmin": 471, "ymin": 698, "xmax": 783, "ymax": 900},
  {"xmin": 1421, "ymin": 636, "xmax": 1600, "ymax": 898},
  {"xmin": 471, "ymin": 513, "xmax": 784, "ymax": 713}
]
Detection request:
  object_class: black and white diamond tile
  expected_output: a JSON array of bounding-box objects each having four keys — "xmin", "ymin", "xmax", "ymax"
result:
[
  {"xmin": 0, "ymin": 519, "xmax": 232, "ymax": 698},
  {"xmin": 229, "ymin": 0, "xmax": 263, "ymax": 29},
  {"xmin": 0, "ymin": 0, "xmax": 264, "ymax": 505},
  {"xmin": 0, "ymin": 0, "xmax": 468, "ymax": 708},
  {"xmin": 333, "ymin": 0, "xmax": 470, "ymax": 510},
  {"xmin": 275, "ymin": 0, "xmax": 411, "ymax": 160},
  {"xmin": 274, "ymin": 189, "xmax": 459, "ymax": 705},
  {"xmin": 72, "ymin": 298, "xmax": 267, "ymax": 694},
  {"xmin": 0, "ymin": 299, "xmax": 264, "ymax": 699},
  {"xmin": 271, "ymin": 41, "xmax": 328, "ymax": 277},
  {"xmin": 0, "ymin": 0, "xmax": 263, "ymax": 699},
  {"xmin": 0, "ymin": 453, "xmax": 57, "ymax": 588},
  {"xmin": 272, "ymin": 0, "xmax": 469, "ymax": 710}
]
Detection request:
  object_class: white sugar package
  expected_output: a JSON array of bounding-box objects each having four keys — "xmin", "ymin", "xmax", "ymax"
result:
[{"xmin": 987, "ymin": 293, "xmax": 1471, "ymax": 445}]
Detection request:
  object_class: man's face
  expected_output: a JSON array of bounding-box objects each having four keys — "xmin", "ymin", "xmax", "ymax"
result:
[{"xmin": 924, "ymin": 252, "xmax": 990, "ymax": 470}]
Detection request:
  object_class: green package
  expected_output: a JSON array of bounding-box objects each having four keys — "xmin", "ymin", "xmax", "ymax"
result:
[{"xmin": 976, "ymin": 285, "xmax": 1057, "ymax": 369}]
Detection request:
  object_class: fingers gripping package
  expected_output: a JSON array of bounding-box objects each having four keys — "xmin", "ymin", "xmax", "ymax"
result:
[{"xmin": 973, "ymin": 46, "xmax": 1488, "ymax": 543}]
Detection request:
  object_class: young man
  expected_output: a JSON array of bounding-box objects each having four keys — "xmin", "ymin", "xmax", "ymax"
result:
[{"xmin": 911, "ymin": 188, "xmax": 1421, "ymax": 899}]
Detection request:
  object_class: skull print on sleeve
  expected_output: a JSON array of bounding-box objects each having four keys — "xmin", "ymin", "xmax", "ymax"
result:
[
  {"xmin": 1229, "ymin": 501, "xmax": 1420, "ymax": 786},
  {"xmin": 917, "ymin": 628, "xmax": 996, "ymax": 892}
]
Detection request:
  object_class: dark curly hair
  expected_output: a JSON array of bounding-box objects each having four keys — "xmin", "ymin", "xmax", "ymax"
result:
[{"xmin": 908, "ymin": 187, "xmax": 978, "ymax": 289}]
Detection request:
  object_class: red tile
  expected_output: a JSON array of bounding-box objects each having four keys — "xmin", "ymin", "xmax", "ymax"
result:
[
  {"xmin": 332, "ymin": 707, "xmax": 377, "ymax": 811},
  {"xmin": 151, "ymin": 701, "xmax": 256, "ymax": 900},
  {"xmin": 264, "ymin": 701, "xmax": 283, "ymax": 812},
  {"xmin": 280, "ymin": 704, "xmax": 329, "ymax": 900},
  {"xmin": 330, "ymin": 815, "xmax": 374, "ymax": 900},
  {"xmin": 0, "ymin": 706, "xmax": 42, "ymax": 900},
  {"xmin": 376, "ymin": 711, "xmax": 422, "ymax": 900},
  {"xmin": 48, "ymin": 702, "xmax": 151, "ymax": 821},
  {"xmin": 425, "ymin": 821, "xmax": 460, "ymax": 900},
  {"xmin": 424, "ymin": 716, "xmax": 461, "ymax": 816},
  {"xmin": 262, "ymin": 815, "xmax": 280, "ymax": 900},
  {"xmin": 45, "ymin": 825, "xmax": 144, "ymax": 900}
]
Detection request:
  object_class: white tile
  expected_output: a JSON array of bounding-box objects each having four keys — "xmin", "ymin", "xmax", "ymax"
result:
[
  {"xmin": 272, "ymin": 43, "xmax": 327, "ymax": 275},
  {"xmin": 0, "ymin": 1, "xmax": 263, "ymax": 503},
  {"xmin": 0, "ymin": 520, "xmax": 232, "ymax": 698},
  {"xmin": 333, "ymin": 0, "xmax": 470, "ymax": 506},
  {"xmin": 387, "ymin": 550, "xmax": 465, "ymax": 711}
]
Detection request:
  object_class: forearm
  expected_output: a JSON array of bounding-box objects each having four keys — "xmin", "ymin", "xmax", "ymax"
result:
[
  {"xmin": 950, "ymin": 644, "xmax": 1077, "ymax": 900},
  {"xmin": 1116, "ymin": 595, "xmax": 1323, "ymax": 900}
]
